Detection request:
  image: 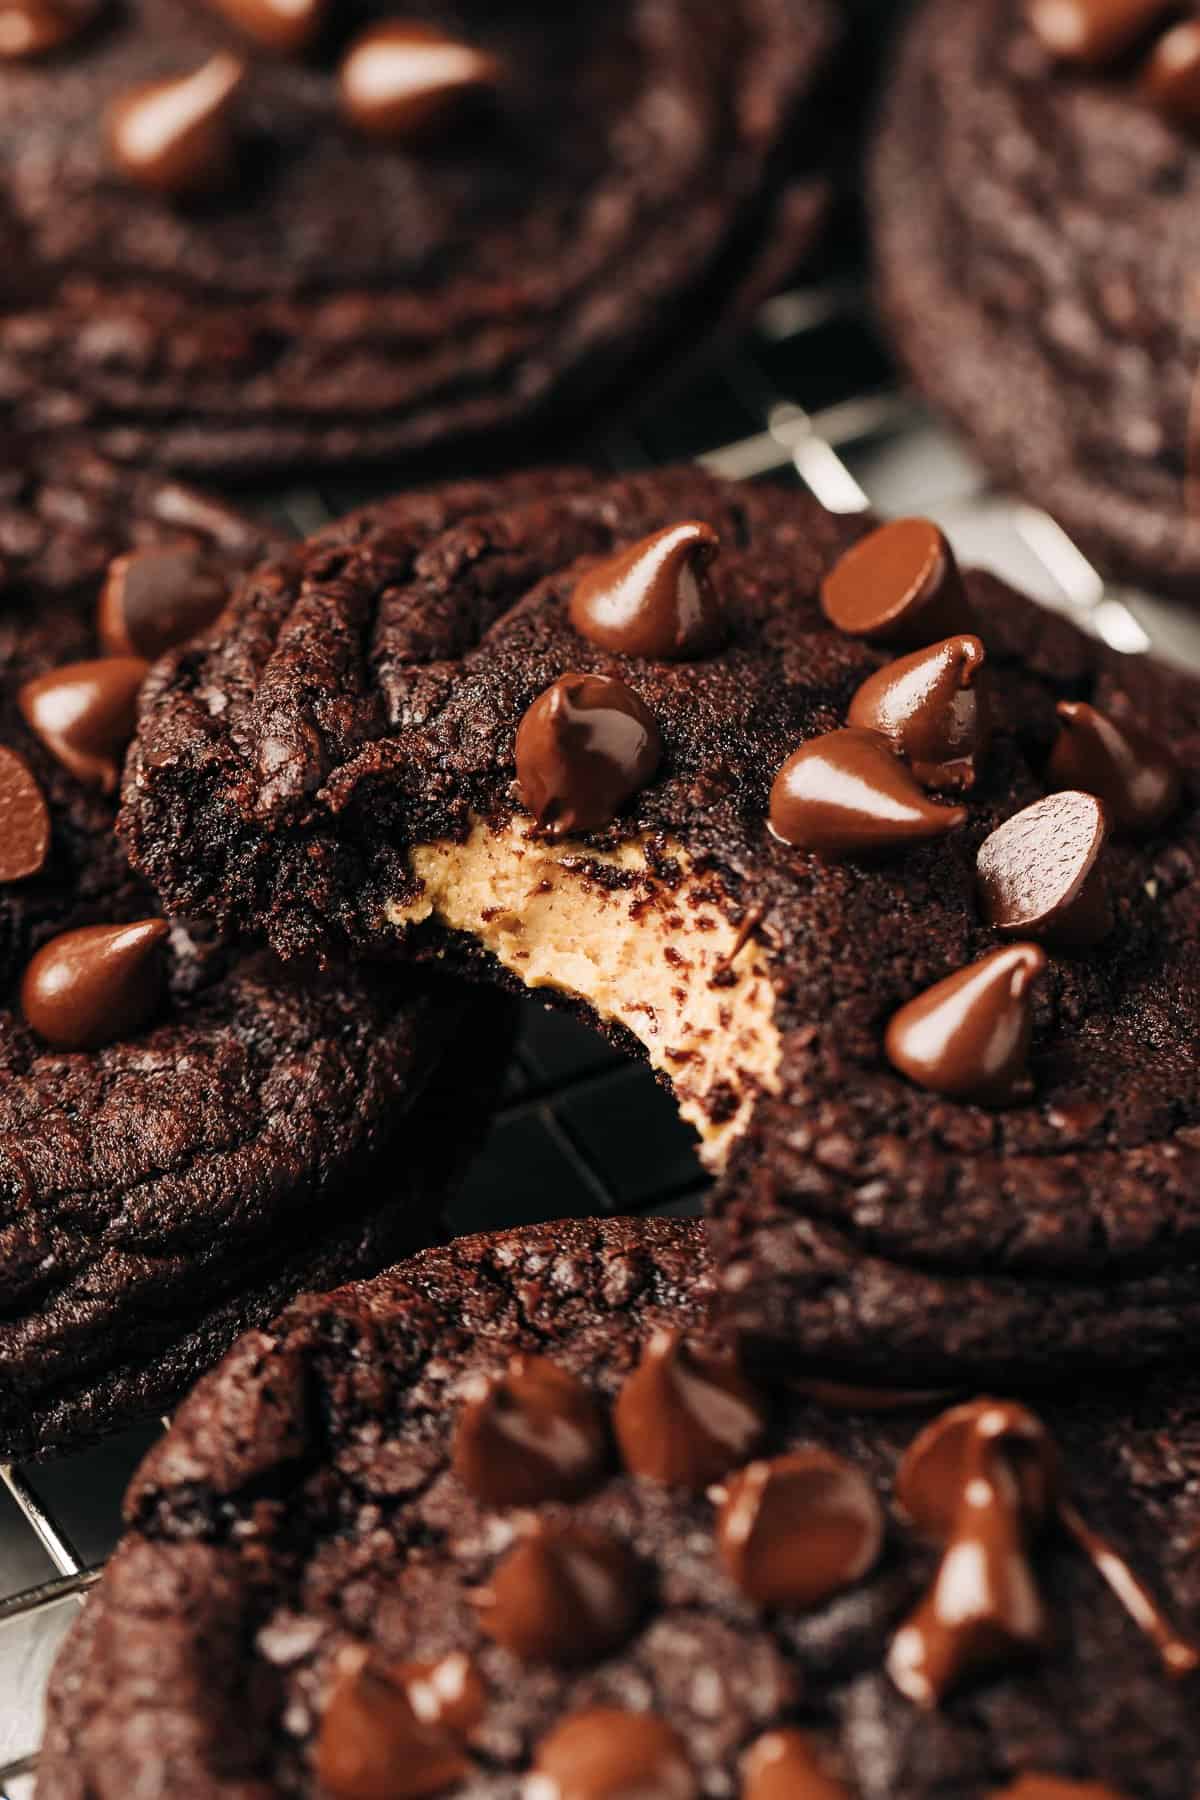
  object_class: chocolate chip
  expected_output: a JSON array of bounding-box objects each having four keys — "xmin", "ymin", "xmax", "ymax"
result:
[
  {"xmin": 768, "ymin": 727, "xmax": 966, "ymax": 858},
  {"xmin": 613, "ymin": 1328, "xmax": 767, "ymax": 1492},
  {"xmin": 1142, "ymin": 19, "xmax": 1200, "ymax": 128},
  {"xmin": 529, "ymin": 1709, "xmax": 697, "ymax": 1800},
  {"xmin": 884, "ymin": 943, "xmax": 1047, "ymax": 1106},
  {"xmin": 988, "ymin": 1778, "xmax": 1129, "ymax": 1799},
  {"xmin": 338, "ymin": 22, "xmax": 499, "ymax": 143},
  {"xmin": 19, "ymin": 656, "xmax": 149, "ymax": 792},
  {"xmin": 0, "ymin": 745, "xmax": 50, "ymax": 882},
  {"xmin": 714, "ymin": 1450, "xmax": 883, "ymax": 1610},
  {"xmin": 106, "ymin": 54, "xmax": 244, "ymax": 197},
  {"xmin": 895, "ymin": 1399, "xmax": 1059, "ymax": 1544},
  {"xmin": 568, "ymin": 522, "xmax": 724, "ymax": 661},
  {"xmin": 21, "ymin": 918, "xmax": 169, "ymax": 1050},
  {"xmin": 820, "ymin": 519, "xmax": 972, "ymax": 647},
  {"xmin": 847, "ymin": 635, "xmax": 990, "ymax": 791},
  {"xmin": 515, "ymin": 673, "xmax": 662, "ymax": 837},
  {"xmin": 452, "ymin": 1354, "xmax": 609, "ymax": 1508},
  {"xmin": 98, "ymin": 541, "xmax": 229, "ymax": 659},
  {"xmin": 0, "ymin": 0, "xmax": 97, "ymax": 57},
  {"xmin": 390, "ymin": 1654, "xmax": 485, "ymax": 1740},
  {"xmin": 203, "ymin": 0, "xmax": 325, "ymax": 54},
  {"xmin": 1026, "ymin": 0, "xmax": 1172, "ymax": 67},
  {"xmin": 740, "ymin": 1729, "xmax": 851, "ymax": 1800},
  {"xmin": 1048, "ymin": 699, "xmax": 1181, "ymax": 836},
  {"xmin": 977, "ymin": 791, "xmax": 1112, "ymax": 947},
  {"xmin": 475, "ymin": 1524, "xmax": 645, "ymax": 1665},
  {"xmin": 315, "ymin": 1654, "xmax": 473, "ymax": 1800}
]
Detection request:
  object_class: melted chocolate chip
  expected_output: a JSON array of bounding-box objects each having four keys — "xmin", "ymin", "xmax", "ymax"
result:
[
  {"xmin": 515, "ymin": 674, "xmax": 662, "ymax": 837},
  {"xmin": 339, "ymin": 22, "xmax": 499, "ymax": 143},
  {"xmin": 820, "ymin": 519, "xmax": 972, "ymax": 647},
  {"xmin": 476, "ymin": 1524, "xmax": 645, "ymax": 1665},
  {"xmin": 1026, "ymin": 0, "xmax": 1171, "ymax": 67},
  {"xmin": 714, "ymin": 1449, "xmax": 883, "ymax": 1611},
  {"xmin": 0, "ymin": 0, "xmax": 96, "ymax": 57},
  {"xmin": 847, "ymin": 635, "xmax": 991, "ymax": 791},
  {"xmin": 529, "ymin": 1709, "xmax": 697, "ymax": 1800},
  {"xmin": 0, "ymin": 745, "xmax": 50, "ymax": 882},
  {"xmin": 1048, "ymin": 700, "xmax": 1181, "ymax": 836},
  {"xmin": 740, "ymin": 1730, "xmax": 850, "ymax": 1800},
  {"xmin": 316, "ymin": 1654, "xmax": 473, "ymax": 1800},
  {"xmin": 98, "ymin": 541, "xmax": 229, "ymax": 660},
  {"xmin": 884, "ymin": 943, "xmax": 1046, "ymax": 1106},
  {"xmin": 19, "ymin": 656, "xmax": 148, "ymax": 792},
  {"xmin": 989, "ymin": 1780, "xmax": 1128, "ymax": 1799},
  {"xmin": 568, "ymin": 522, "xmax": 724, "ymax": 660},
  {"xmin": 1142, "ymin": 20, "xmax": 1200, "ymax": 128},
  {"xmin": 768, "ymin": 727, "xmax": 966, "ymax": 858},
  {"xmin": 452, "ymin": 1354, "xmax": 609, "ymax": 1508},
  {"xmin": 204, "ymin": 0, "xmax": 325, "ymax": 53},
  {"xmin": 612, "ymin": 1329, "xmax": 767, "ymax": 1491},
  {"xmin": 21, "ymin": 918, "xmax": 169, "ymax": 1050},
  {"xmin": 977, "ymin": 791, "xmax": 1112, "ymax": 947},
  {"xmin": 106, "ymin": 54, "xmax": 244, "ymax": 197}
]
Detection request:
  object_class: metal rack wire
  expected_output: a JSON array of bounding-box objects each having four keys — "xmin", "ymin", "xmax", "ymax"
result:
[{"xmin": 3, "ymin": 275, "xmax": 1199, "ymax": 1793}]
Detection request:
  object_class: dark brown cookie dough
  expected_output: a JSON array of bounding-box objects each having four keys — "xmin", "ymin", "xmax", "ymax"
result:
[
  {"xmin": 0, "ymin": 0, "xmax": 834, "ymax": 473},
  {"xmin": 870, "ymin": 0, "xmax": 1200, "ymax": 601},
  {"xmin": 0, "ymin": 443, "xmax": 509, "ymax": 1462},
  {"xmin": 35, "ymin": 1217, "xmax": 1200, "ymax": 1798}
]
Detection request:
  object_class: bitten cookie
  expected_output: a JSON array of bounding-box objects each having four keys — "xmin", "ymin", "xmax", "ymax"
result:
[
  {"xmin": 0, "ymin": 443, "xmax": 509, "ymax": 1462},
  {"xmin": 871, "ymin": 0, "xmax": 1200, "ymax": 600},
  {"xmin": 36, "ymin": 1217, "xmax": 1200, "ymax": 1797},
  {"xmin": 0, "ymin": 0, "xmax": 833, "ymax": 473}
]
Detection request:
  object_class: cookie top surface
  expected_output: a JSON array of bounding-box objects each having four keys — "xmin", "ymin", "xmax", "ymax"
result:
[
  {"xmin": 120, "ymin": 465, "xmax": 1200, "ymax": 1376},
  {"xmin": 0, "ymin": 0, "xmax": 832, "ymax": 470},
  {"xmin": 35, "ymin": 1215, "xmax": 1200, "ymax": 1798},
  {"xmin": 870, "ymin": 0, "xmax": 1200, "ymax": 599}
]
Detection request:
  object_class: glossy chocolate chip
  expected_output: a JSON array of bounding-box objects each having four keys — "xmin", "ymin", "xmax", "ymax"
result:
[
  {"xmin": 529, "ymin": 1709, "xmax": 697, "ymax": 1800},
  {"xmin": 740, "ymin": 1730, "xmax": 851, "ymax": 1800},
  {"xmin": 568, "ymin": 522, "xmax": 724, "ymax": 660},
  {"xmin": 98, "ymin": 541, "xmax": 228, "ymax": 659},
  {"xmin": 1048, "ymin": 700, "xmax": 1180, "ymax": 836},
  {"xmin": 977, "ymin": 791, "xmax": 1112, "ymax": 947},
  {"xmin": 896, "ymin": 1400, "xmax": 1059, "ymax": 1544},
  {"xmin": 613, "ymin": 1328, "xmax": 767, "ymax": 1492},
  {"xmin": 768, "ymin": 727, "xmax": 966, "ymax": 858},
  {"xmin": 21, "ymin": 918, "xmax": 169, "ymax": 1050},
  {"xmin": 515, "ymin": 673, "xmax": 662, "ymax": 837},
  {"xmin": 989, "ymin": 1779, "xmax": 1129, "ymax": 1800},
  {"xmin": 714, "ymin": 1449, "xmax": 883, "ymax": 1611},
  {"xmin": 885, "ymin": 943, "xmax": 1046, "ymax": 1106},
  {"xmin": 19, "ymin": 656, "xmax": 148, "ymax": 792},
  {"xmin": 204, "ymin": 0, "xmax": 324, "ymax": 53},
  {"xmin": 820, "ymin": 519, "xmax": 972, "ymax": 647},
  {"xmin": 452, "ymin": 1354, "xmax": 609, "ymax": 1508},
  {"xmin": 1026, "ymin": 0, "xmax": 1171, "ymax": 66},
  {"xmin": 476, "ymin": 1524, "xmax": 645, "ymax": 1665},
  {"xmin": 339, "ymin": 21, "xmax": 499, "ymax": 143},
  {"xmin": 0, "ymin": 0, "xmax": 97, "ymax": 57},
  {"xmin": 1142, "ymin": 20, "xmax": 1200, "ymax": 128},
  {"xmin": 847, "ymin": 635, "xmax": 990, "ymax": 791},
  {"xmin": 0, "ymin": 745, "xmax": 50, "ymax": 881},
  {"xmin": 316, "ymin": 1654, "xmax": 472, "ymax": 1800},
  {"xmin": 106, "ymin": 54, "xmax": 244, "ymax": 197}
]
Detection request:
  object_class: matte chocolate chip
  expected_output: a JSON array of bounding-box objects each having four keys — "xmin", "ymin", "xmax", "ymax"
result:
[
  {"xmin": 21, "ymin": 918, "xmax": 169, "ymax": 1050},
  {"xmin": 0, "ymin": 745, "xmax": 50, "ymax": 881},
  {"xmin": 885, "ymin": 943, "xmax": 1046, "ymax": 1106},
  {"xmin": 714, "ymin": 1449, "xmax": 883, "ymax": 1611},
  {"xmin": 316, "ymin": 1655, "xmax": 472, "ymax": 1800},
  {"xmin": 452, "ymin": 1354, "xmax": 609, "ymax": 1508},
  {"xmin": 613, "ymin": 1328, "xmax": 767, "ymax": 1492},
  {"xmin": 1142, "ymin": 20, "xmax": 1200, "ymax": 127},
  {"xmin": 847, "ymin": 635, "xmax": 990, "ymax": 791},
  {"xmin": 768, "ymin": 727, "xmax": 966, "ymax": 858},
  {"xmin": 19, "ymin": 656, "xmax": 148, "ymax": 792},
  {"xmin": 106, "ymin": 54, "xmax": 244, "ymax": 197},
  {"xmin": 204, "ymin": 0, "xmax": 324, "ymax": 53},
  {"xmin": 98, "ymin": 541, "xmax": 228, "ymax": 659},
  {"xmin": 989, "ymin": 1779, "xmax": 1129, "ymax": 1800},
  {"xmin": 1026, "ymin": 0, "xmax": 1172, "ymax": 66},
  {"xmin": 740, "ymin": 1730, "xmax": 851, "ymax": 1800},
  {"xmin": 568, "ymin": 522, "xmax": 724, "ymax": 660},
  {"xmin": 475, "ymin": 1524, "xmax": 645, "ymax": 1665},
  {"xmin": 1048, "ymin": 700, "xmax": 1180, "ymax": 835},
  {"xmin": 0, "ymin": 0, "xmax": 96, "ymax": 56},
  {"xmin": 339, "ymin": 22, "xmax": 499, "ymax": 143},
  {"xmin": 529, "ymin": 1709, "xmax": 697, "ymax": 1800},
  {"xmin": 515, "ymin": 673, "xmax": 662, "ymax": 837},
  {"xmin": 977, "ymin": 791, "xmax": 1112, "ymax": 947},
  {"xmin": 820, "ymin": 519, "xmax": 972, "ymax": 647}
]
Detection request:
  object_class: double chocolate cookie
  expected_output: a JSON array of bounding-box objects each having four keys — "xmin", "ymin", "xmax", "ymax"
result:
[
  {"xmin": 0, "ymin": 0, "xmax": 834, "ymax": 472},
  {"xmin": 35, "ymin": 1217, "xmax": 1200, "ymax": 1796},
  {"xmin": 0, "ymin": 443, "xmax": 508, "ymax": 1463},
  {"xmin": 871, "ymin": 0, "xmax": 1200, "ymax": 600},
  {"xmin": 118, "ymin": 466, "xmax": 1200, "ymax": 1383}
]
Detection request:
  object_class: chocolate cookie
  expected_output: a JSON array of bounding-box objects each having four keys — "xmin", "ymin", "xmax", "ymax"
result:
[
  {"xmin": 35, "ymin": 1217, "xmax": 1200, "ymax": 1797},
  {"xmin": 871, "ymin": 0, "xmax": 1200, "ymax": 601},
  {"xmin": 0, "ymin": 0, "xmax": 833, "ymax": 474},
  {"xmin": 0, "ymin": 442, "xmax": 508, "ymax": 1463}
]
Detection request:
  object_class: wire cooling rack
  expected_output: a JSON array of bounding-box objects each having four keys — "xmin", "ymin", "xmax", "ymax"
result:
[{"xmin": 5, "ymin": 276, "xmax": 1200, "ymax": 1795}]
